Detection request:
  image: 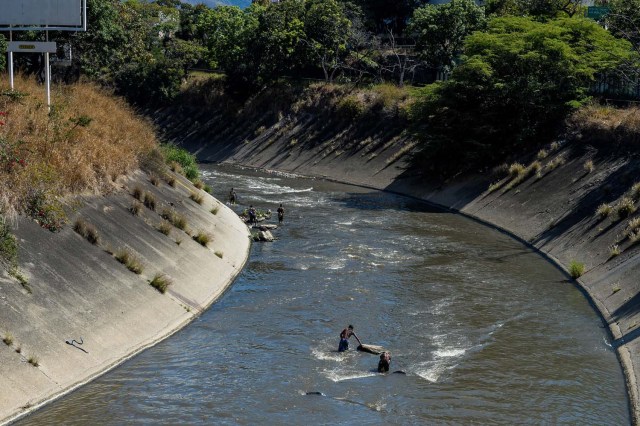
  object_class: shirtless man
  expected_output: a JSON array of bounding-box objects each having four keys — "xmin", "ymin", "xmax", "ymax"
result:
[{"xmin": 338, "ymin": 325, "xmax": 361, "ymax": 352}]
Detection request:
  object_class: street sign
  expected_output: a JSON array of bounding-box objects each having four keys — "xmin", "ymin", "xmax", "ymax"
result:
[
  {"xmin": 7, "ymin": 42, "xmax": 57, "ymax": 53},
  {"xmin": 0, "ymin": 0, "xmax": 86, "ymax": 31},
  {"xmin": 586, "ymin": 6, "xmax": 610, "ymax": 21}
]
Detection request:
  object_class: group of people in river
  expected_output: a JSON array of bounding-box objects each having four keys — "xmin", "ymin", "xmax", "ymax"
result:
[
  {"xmin": 229, "ymin": 188, "xmax": 285, "ymax": 226},
  {"xmin": 338, "ymin": 325, "xmax": 392, "ymax": 373}
]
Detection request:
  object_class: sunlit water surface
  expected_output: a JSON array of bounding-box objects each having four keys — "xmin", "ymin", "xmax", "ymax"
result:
[{"xmin": 19, "ymin": 165, "xmax": 629, "ymax": 425}]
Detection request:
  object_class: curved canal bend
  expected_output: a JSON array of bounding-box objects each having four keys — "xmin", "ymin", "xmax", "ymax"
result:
[{"xmin": 20, "ymin": 165, "xmax": 629, "ymax": 424}]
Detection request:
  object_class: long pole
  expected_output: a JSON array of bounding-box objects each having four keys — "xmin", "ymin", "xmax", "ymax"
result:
[
  {"xmin": 9, "ymin": 30, "xmax": 14, "ymax": 90},
  {"xmin": 45, "ymin": 30, "xmax": 51, "ymax": 111}
]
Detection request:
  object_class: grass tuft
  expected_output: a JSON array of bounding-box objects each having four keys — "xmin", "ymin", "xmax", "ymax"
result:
[
  {"xmin": 129, "ymin": 201, "xmax": 143, "ymax": 216},
  {"xmin": 615, "ymin": 197, "xmax": 636, "ymax": 220},
  {"xmin": 189, "ymin": 191, "xmax": 204, "ymax": 205},
  {"xmin": 631, "ymin": 182, "xmax": 640, "ymax": 201},
  {"xmin": 583, "ymin": 160, "xmax": 595, "ymax": 173},
  {"xmin": 143, "ymin": 192, "xmax": 156, "ymax": 211},
  {"xmin": 568, "ymin": 260, "xmax": 585, "ymax": 279},
  {"xmin": 161, "ymin": 208, "xmax": 187, "ymax": 230},
  {"xmin": 115, "ymin": 248, "xmax": 144, "ymax": 274},
  {"xmin": 149, "ymin": 175, "xmax": 160, "ymax": 186},
  {"xmin": 28, "ymin": 356, "xmax": 39, "ymax": 367},
  {"xmin": 215, "ymin": 250, "xmax": 224, "ymax": 258},
  {"xmin": 74, "ymin": 218, "xmax": 100, "ymax": 245},
  {"xmin": 3, "ymin": 333, "xmax": 13, "ymax": 346},
  {"xmin": 132, "ymin": 186, "xmax": 143, "ymax": 201},
  {"xmin": 536, "ymin": 149, "xmax": 548, "ymax": 160},
  {"xmin": 596, "ymin": 203, "xmax": 612, "ymax": 220},
  {"xmin": 149, "ymin": 273, "xmax": 172, "ymax": 294},
  {"xmin": 609, "ymin": 244, "xmax": 621, "ymax": 258},
  {"xmin": 193, "ymin": 231, "xmax": 212, "ymax": 247},
  {"xmin": 210, "ymin": 206, "xmax": 219, "ymax": 215},
  {"xmin": 156, "ymin": 220, "xmax": 172, "ymax": 236}
]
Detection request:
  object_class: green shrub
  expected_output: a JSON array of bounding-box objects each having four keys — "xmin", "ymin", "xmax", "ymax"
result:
[
  {"xmin": 337, "ymin": 95, "xmax": 366, "ymax": 119},
  {"xmin": 568, "ymin": 260, "xmax": 585, "ymax": 278},
  {"xmin": 161, "ymin": 144, "xmax": 199, "ymax": 181},
  {"xmin": 115, "ymin": 248, "xmax": 144, "ymax": 274},
  {"xmin": 24, "ymin": 189, "xmax": 66, "ymax": 232},
  {"xmin": 0, "ymin": 216, "xmax": 18, "ymax": 269},
  {"xmin": 149, "ymin": 273, "xmax": 172, "ymax": 294}
]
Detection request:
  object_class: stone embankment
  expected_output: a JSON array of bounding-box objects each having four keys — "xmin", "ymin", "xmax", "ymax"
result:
[
  {"xmin": 175, "ymin": 128, "xmax": 640, "ymax": 423},
  {"xmin": 0, "ymin": 170, "xmax": 250, "ymax": 424}
]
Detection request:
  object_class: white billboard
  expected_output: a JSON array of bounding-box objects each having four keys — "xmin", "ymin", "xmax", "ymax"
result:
[{"xmin": 0, "ymin": 0, "xmax": 83, "ymax": 28}]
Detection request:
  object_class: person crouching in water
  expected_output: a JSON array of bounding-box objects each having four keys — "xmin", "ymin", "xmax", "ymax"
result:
[
  {"xmin": 378, "ymin": 351, "xmax": 391, "ymax": 373},
  {"xmin": 338, "ymin": 325, "xmax": 361, "ymax": 352}
]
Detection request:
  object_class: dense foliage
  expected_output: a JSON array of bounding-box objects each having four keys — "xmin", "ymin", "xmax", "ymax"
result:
[
  {"xmin": 411, "ymin": 16, "xmax": 634, "ymax": 173},
  {"xmin": 2, "ymin": 0, "xmax": 639, "ymax": 175}
]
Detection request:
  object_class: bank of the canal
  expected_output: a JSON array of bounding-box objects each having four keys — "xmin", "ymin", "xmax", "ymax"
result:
[
  {"xmin": 168, "ymin": 131, "xmax": 640, "ymax": 422},
  {"xmin": 0, "ymin": 170, "xmax": 251, "ymax": 425}
]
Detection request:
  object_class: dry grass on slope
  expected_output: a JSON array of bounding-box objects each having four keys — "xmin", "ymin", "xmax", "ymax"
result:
[
  {"xmin": 568, "ymin": 104, "xmax": 640, "ymax": 146},
  {"xmin": 0, "ymin": 75, "xmax": 156, "ymax": 218}
]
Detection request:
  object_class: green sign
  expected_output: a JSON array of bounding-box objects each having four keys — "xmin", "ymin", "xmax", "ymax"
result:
[{"xmin": 586, "ymin": 6, "xmax": 610, "ymax": 20}]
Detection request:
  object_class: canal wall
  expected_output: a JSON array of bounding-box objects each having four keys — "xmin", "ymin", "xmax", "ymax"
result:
[
  {"xmin": 0, "ymin": 170, "xmax": 251, "ymax": 425},
  {"xmin": 168, "ymin": 121, "xmax": 640, "ymax": 422}
]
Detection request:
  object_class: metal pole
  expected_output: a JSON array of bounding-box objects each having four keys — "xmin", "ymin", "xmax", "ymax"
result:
[
  {"xmin": 45, "ymin": 31, "xmax": 51, "ymax": 111},
  {"xmin": 9, "ymin": 30, "xmax": 13, "ymax": 90}
]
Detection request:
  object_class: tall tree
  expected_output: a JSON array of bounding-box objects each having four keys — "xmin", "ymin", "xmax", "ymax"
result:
[
  {"xmin": 303, "ymin": 0, "xmax": 351, "ymax": 82},
  {"xmin": 408, "ymin": 0, "xmax": 486, "ymax": 70}
]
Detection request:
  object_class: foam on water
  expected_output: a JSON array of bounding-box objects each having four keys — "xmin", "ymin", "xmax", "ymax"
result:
[
  {"xmin": 311, "ymin": 347, "xmax": 344, "ymax": 362},
  {"xmin": 324, "ymin": 369, "xmax": 378, "ymax": 382}
]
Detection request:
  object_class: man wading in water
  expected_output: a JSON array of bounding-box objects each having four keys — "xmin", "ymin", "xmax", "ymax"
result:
[
  {"xmin": 277, "ymin": 203, "xmax": 284, "ymax": 224},
  {"xmin": 338, "ymin": 325, "xmax": 361, "ymax": 352}
]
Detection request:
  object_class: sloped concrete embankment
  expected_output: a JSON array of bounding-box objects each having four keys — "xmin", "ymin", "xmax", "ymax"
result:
[
  {"xmin": 173, "ymin": 127, "xmax": 640, "ymax": 422},
  {"xmin": 0, "ymin": 170, "xmax": 250, "ymax": 424}
]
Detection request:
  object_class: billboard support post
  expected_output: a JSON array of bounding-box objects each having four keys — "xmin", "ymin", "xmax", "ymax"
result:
[{"xmin": 2, "ymin": 1, "xmax": 87, "ymax": 108}]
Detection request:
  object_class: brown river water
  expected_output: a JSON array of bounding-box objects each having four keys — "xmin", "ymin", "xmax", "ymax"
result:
[{"xmin": 18, "ymin": 164, "xmax": 629, "ymax": 425}]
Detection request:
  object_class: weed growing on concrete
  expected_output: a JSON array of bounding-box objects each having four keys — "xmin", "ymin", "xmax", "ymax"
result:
[
  {"xmin": 583, "ymin": 160, "xmax": 595, "ymax": 173},
  {"xmin": 210, "ymin": 206, "xmax": 219, "ymax": 215},
  {"xmin": 632, "ymin": 183, "xmax": 640, "ymax": 201},
  {"xmin": 508, "ymin": 163, "xmax": 525, "ymax": 177},
  {"xmin": 2, "ymin": 333, "xmax": 13, "ymax": 346},
  {"xmin": 550, "ymin": 141, "xmax": 560, "ymax": 151},
  {"xmin": 189, "ymin": 191, "xmax": 204, "ymax": 205},
  {"xmin": 545, "ymin": 155, "xmax": 566, "ymax": 172},
  {"xmin": 609, "ymin": 244, "xmax": 621, "ymax": 257},
  {"xmin": 204, "ymin": 184, "xmax": 212, "ymax": 194},
  {"xmin": 143, "ymin": 192, "xmax": 156, "ymax": 211},
  {"xmin": 74, "ymin": 218, "xmax": 100, "ymax": 245},
  {"xmin": 129, "ymin": 201, "xmax": 143, "ymax": 216},
  {"xmin": 132, "ymin": 186, "xmax": 143, "ymax": 201},
  {"xmin": 596, "ymin": 203, "xmax": 612, "ymax": 220},
  {"xmin": 27, "ymin": 356, "xmax": 39, "ymax": 367},
  {"xmin": 115, "ymin": 248, "xmax": 144, "ymax": 274},
  {"xmin": 215, "ymin": 250, "xmax": 223, "ymax": 258},
  {"xmin": 613, "ymin": 287, "xmax": 621, "ymax": 294},
  {"xmin": 15, "ymin": 346, "xmax": 21, "ymax": 354},
  {"xmin": 165, "ymin": 174, "xmax": 176, "ymax": 187},
  {"xmin": 537, "ymin": 149, "xmax": 549, "ymax": 160},
  {"xmin": 156, "ymin": 221, "xmax": 172, "ymax": 236},
  {"xmin": 149, "ymin": 273, "xmax": 172, "ymax": 294},
  {"xmin": 630, "ymin": 230, "xmax": 640, "ymax": 244},
  {"xmin": 625, "ymin": 218, "xmax": 640, "ymax": 238},
  {"xmin": 161, "ymin": 208, "xmax": 187, "ymax": 230},
  {"xmin": 193, "ymin": 231, "xmax": 212, "ymax": 247},
  {"xmin": 149, "ymin": 175, "xmax": 160, "ymax": 186},
  {"xmin": 615, "ymin": 197, "xmax": 636, "ymax": 220},
  {"xmin": 568, "ymin": 260, "xmax": 585, "ymax": 278},
  {"xmin": 175, "ymin": 238, "xmax": 183, "ymax": 245},
  {"xmin": 505, "ymin": 161, "xmax": 540, "ymax": 190},
  {"xmin": 194, "ymin": 180, "xmax": 204, "ymax": 190}
]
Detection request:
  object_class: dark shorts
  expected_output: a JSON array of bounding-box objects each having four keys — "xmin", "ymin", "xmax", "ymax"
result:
[{"xmin": 338, "ymin": 338, "xmax": 349, "ymax": 352}]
